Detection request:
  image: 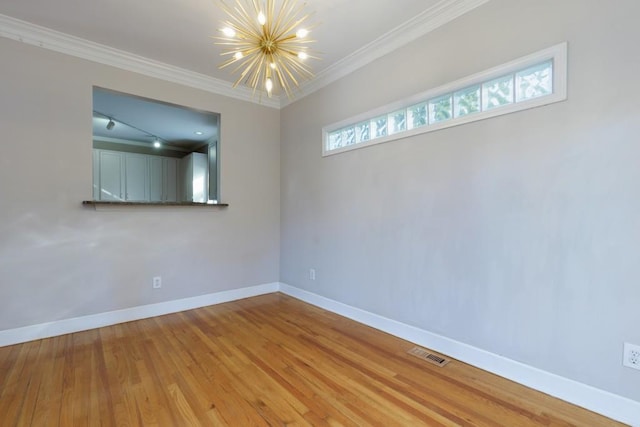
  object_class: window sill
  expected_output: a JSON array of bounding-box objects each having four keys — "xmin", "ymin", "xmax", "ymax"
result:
[{"xmin": 82, "ymin": 200, "xmax": 229, "ymax": 210}]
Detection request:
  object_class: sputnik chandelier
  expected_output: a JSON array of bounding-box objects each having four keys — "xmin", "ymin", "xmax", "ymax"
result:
[{"xmin": 216, "ymin": 0, "xmax": 318, "ymax": 98}]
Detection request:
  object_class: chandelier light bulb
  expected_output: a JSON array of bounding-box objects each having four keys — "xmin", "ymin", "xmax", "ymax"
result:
[
  {"xmin": 234, "ymin": 52, "xmax": 244, "ymax": 60},
  {"xmin": 296, "ymin": 28, "xmax": 308, "ymax": 38},
  {"xmin": 257, "ymin": 11, "xmax": 266, "ymax": 25},
  {"xmin": 222, "ymin": 27, "xmax": 236, "ymax": 37},
  {"xmin": 265, "ymin": 77, "xmax": 274, "ymax": 93},
  {"xmin": 298, "ymin": 52, "xmax": 308, "ymax": 60},
  {"xmin": 270, "ymin": 62, "xmax": 276, "ymax": 69}
]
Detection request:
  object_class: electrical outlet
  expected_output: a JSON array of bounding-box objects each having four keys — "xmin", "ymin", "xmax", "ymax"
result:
[
  {"xmin": 152, "ymin": 276, "xmax": 162, "ymax": 289},
  {"xmin": 623, "ymin": 342, "xmax": 640, "ymax": 370},
  {"xmin": 309, "ymin": 268, "xmax": 316, "ymax": 281}
]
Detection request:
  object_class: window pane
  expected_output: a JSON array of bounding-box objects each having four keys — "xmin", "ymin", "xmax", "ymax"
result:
[
  {"xmin": 482, "ymin": 75, "xmax": 514, "ymax": 110},
  {"xmin": 356, "ymin": 121, "xmax": 370, "ymax": 143},
  {"xmin": 371, "ymin": 116, "xmax": 387, "ymax": 139},
  {"xmin": 407, "ymin": 103, "xmax": 428, "ymax": 129},
  {"xmin": 516, "ymin": 60, "xmax": 553, "ymax": 102},
  {"xmin": 429, "ymin": 94, "xmax": 452, "ymax": 124},
  {"xmin": 341, "ymin": 126, "xmax": 356, "ymax": 146},
  {"xmin": 328, "ymin": 130, "xmax": 342, "ymax": 150},
  {"xmin": 388, "ymin": 110, "xmax": 406, "ymax": 135},
  {"xmin": 454, "ymin": 85, "xmax": 480, "ymax": 118}
]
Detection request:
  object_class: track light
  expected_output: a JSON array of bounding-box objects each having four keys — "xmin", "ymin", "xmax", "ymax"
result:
[{"xmin": 95, "ymin": 110, "xmax": 165, "ymax": 147}]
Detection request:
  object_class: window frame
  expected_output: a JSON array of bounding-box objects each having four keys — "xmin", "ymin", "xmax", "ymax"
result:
[{"xmin": 322, "ymin": 42, "xmax": 567, "ymax": 157}]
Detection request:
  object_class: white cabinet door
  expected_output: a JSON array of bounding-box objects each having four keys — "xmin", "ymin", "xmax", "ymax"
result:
[
  {"xmin": 164, "ymin": 158, "xmax": 178, "ymax": 202},
  {"xmin": 98, "ymin": 150, "xmax": 124, "ymax": 201},
  {"xmin": 149, "ymin": 157, "xmax": 163, "ymax": 202},
  {"xmin": 125, "ymin": 154, "xmax": 148, "ymax": 201},
  {"xmin": 149, "ymin": 157, "xmax": 177, "ymax": 202},
  {"xmin": 179, "ymin": 155, "xmax": 193, "ymax": 202}
]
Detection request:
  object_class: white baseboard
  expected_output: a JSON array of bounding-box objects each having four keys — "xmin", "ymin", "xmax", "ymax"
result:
[
  {"xmin": 0, "ymin": 282, "xmax": 279, "ymax": 348},
  {"xmin": 278, "ymin": 283, "xmax": 640, "ymax": 426}
]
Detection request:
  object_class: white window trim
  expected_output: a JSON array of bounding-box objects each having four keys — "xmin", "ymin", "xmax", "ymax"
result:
[{"xmin": 322, "ymin": 42, "xmax": 568, "ymax": 157}]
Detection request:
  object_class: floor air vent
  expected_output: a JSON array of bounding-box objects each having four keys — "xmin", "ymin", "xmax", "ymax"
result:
[{"xmin": 407, "ymin": 346, "xmax": 451, "ymax": 367}]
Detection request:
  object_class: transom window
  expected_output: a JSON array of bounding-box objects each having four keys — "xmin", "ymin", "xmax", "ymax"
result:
[{"xmin": 323, "ymin": 43, "xmax": 567, "ymax": 156}]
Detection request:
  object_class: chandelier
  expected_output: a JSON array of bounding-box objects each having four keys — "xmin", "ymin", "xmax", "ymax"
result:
[{"xmin": 216, "ymin": 0, "xmax": 317, "ymax": 98}]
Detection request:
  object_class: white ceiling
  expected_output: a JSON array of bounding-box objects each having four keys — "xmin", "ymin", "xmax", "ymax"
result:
[{"xmin": 0, "ymin": 0, "xmax": 451, "ymax": 85}]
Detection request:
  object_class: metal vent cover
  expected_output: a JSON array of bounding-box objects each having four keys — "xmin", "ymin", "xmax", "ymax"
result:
[{"xmin": 407, "ymin": 346, "xmax": 451, "ymax": 367}]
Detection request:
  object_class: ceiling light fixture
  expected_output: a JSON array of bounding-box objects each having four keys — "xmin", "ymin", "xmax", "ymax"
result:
[
  {"xmin": 215, "ymin": 0, "xmax": 318, "ymax": 99},
  {"xmin": 95, "ymin": 110, "xmax": 169, "ymax": 149}
]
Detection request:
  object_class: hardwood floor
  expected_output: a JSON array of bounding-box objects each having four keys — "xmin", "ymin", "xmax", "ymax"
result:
[{"xmin": 0, "ymin": 293, "xmax": 622, "ymax": 426}]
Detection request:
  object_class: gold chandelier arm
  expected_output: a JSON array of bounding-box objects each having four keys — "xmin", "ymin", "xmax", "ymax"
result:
[
  {"xmin": 251, "ymin": 55, "xmax": 269, "ymax": 89},
  {"xmin": 272, "ymin": 0, "xmax": 293, "ymax": 35},
  {"xmin": 219, "ymin": 1, "xmax": 251, "ymax": 28},
  {"xmin": 275, "ymin": 52, "xmax": 314, "ymax": 81},
  {"xmin": 218, "ymin": 45, "xmax": 258, "ymax": 69},
  {"xmin": 231, "ymin": 53, "xmax": 262, "ymax": 88},
  {"xmin": 275, "ymin": 56, "xmax": 301, "ymax": 86},
  {"xmin": 272, "ymin": 4, "xmax": 309, "ymax": 41},
  {"xmin": 266, "ymin": 0, "xmax": 276, "ymax": 34},
  {"xmin": 273, "ymin": 61, "xmax": 294, "ymax": 98}
]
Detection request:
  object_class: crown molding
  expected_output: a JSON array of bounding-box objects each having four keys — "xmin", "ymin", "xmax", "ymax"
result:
[
  {"xmin": 0, "ymin": 13, "xmax": 281, "ymax": 109},
  {"xmin": 281, "ymin": 0, "xmax": 491, "ymax": 108},
  {"xmin": 0, "ymin": 0, "xmax": 489, "ymax": 111}
]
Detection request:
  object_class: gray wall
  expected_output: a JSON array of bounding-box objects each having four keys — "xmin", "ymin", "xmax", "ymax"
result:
[
  {"xmin": 280, "ymin": 0, "xmax": 640, "ymax": 401},
  {"xmin": 0, "ymin": 37, "xmax": 281, "ymax": 330}
]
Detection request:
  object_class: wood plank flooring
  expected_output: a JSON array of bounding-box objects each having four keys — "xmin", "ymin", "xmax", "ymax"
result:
[{"xmin": 0, "ymin": 293, "xmax": 623, "ymax": 426}]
